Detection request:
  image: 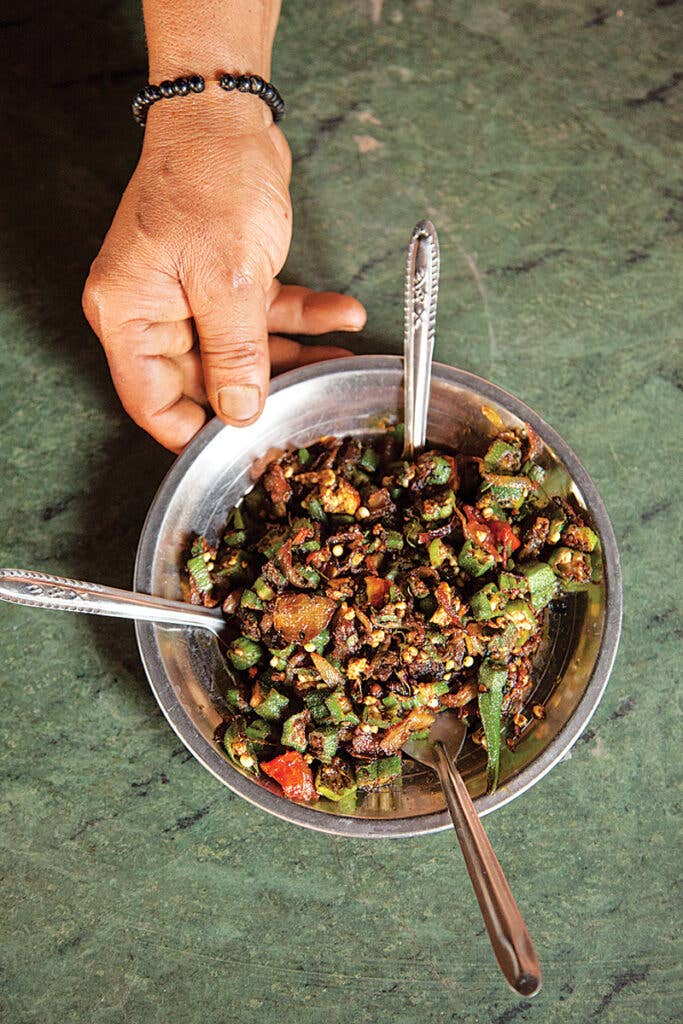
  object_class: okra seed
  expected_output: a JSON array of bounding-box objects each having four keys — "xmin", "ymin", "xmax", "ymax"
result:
[
  {"xmin": 303, "ymin": 642, "xmax": 316, "ymax": 653},
  {"xmin": 202, "ymin": 551, "xmax": 212, "ymax": 562},
  {"xmin": 239, "ymin": 754, "xmax": 254, "ymax": 769},
  {"xmin": 463, "ymin": 655, "xmax": 474, "ymax": 667},
  {"xmin": 357, "ymin": 506, "xmax": 370, "ymax": 519},
  {"xmin": 283, "ymin": 466, "xmax": 294, "ymax": 478},
  {"xmin": 331, "ymin": 544, "xmax": 344, "ymax": 557},
  {"xmin": 269, "ymin": 656, "xmax": 280, "ymax": 667},
  {"xmin": 445, "ymin": 659, "xmax": 455, "ymax": 671}
]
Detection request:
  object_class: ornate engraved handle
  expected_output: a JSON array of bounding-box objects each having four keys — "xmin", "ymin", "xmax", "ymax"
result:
[
  {"xmin": 402, "ymin": 219, "xmax": 440, "ymax": 459},
  {"xmin": 0, "ymin": 568, "xmax": 225, "ymax": 633}
]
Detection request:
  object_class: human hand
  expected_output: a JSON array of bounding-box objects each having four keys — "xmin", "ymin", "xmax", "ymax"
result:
[{"xmin": 83, "ymin": 96, "xmax": 366, "ymax": 452}]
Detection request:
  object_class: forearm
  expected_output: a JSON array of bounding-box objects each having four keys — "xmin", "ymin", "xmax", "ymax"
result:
[{"xmin": 144, "ymin": 0, "xmax": 282, "ymax": 80}]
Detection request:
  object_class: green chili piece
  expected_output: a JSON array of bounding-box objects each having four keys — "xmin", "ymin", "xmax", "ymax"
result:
[
  {"xmin": 382, "ymin": 693, "xmax": 398, "ymax": 708},
  {"xmin": 470, "ymin": 582, "xmax": 506, "ymax": 621},
  {"xmin": 281, "ymin": 711, "xmax": 309, "ymax": 753},
  {"xmin": 297, "ymin": 447, "xmax": 311, "ymax": 466},
  {"xmin": 253, "ymin": 688, "xmax": 290, "ymax": 722},
  {"xmin": 477, "ymin": 660, "xmax": 508, "ymax": 793},
  {"xmin": 458, "ymin": 540, "xmax": 496, "ymax": 578},
  {"xmin": 186, "ymin": 554, "xmax": 213, "ymax": 594},
  {"xmin": 356, "ymin": 756, "xmax": 403, "ymax": 791},
  {"xmin": 228, "ymin": 637, "xmax": 263, "ymax": 671},
  {"xmin": 520, "ymin": 562, "xmax": 557, "ymax": 610},
  {"xmin": 325, "ymin": 690, "xmax": 360, "ymax": 725}
]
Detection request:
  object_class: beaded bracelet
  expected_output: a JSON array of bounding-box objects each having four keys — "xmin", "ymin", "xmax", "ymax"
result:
[{"xmin": 131, "ymin": 73, "xmax": 285, "ymax": 128}]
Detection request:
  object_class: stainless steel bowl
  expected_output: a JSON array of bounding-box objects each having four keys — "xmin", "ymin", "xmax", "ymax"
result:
[{"xmin": 134, "ymin": 355, "xmax": 622, "ymax": 837}]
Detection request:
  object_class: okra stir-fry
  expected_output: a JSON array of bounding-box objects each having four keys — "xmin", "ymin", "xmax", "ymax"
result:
[{"xmin": 184, "ymin": 422, "xmax": 601, "ymax": 807}]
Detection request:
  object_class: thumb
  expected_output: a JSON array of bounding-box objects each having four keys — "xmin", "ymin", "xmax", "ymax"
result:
[{"xmin": 188, "ymin": 268, "xmax": 270, "ymax": 426}]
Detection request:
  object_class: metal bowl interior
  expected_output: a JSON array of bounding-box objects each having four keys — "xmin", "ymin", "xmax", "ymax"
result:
[{"xmin": 134, "ymin": 356, "xmax": 622, "ymax": 837}]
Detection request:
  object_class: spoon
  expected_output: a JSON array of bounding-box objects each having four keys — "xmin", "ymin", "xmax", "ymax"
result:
[
  {"xmin": 0, "ymin": 567, "xmax": 225, "ymax": 634},
  {"xmin": 401, "ymin": 223, "xmax": 540, "ymax": 995},
  {"xmin": 404, "ymin": 712, "xmax": 542, "ymax": 997},
  {"xmin": 402, "ymin": 219, "xmax": 440, "ymax": 460}
]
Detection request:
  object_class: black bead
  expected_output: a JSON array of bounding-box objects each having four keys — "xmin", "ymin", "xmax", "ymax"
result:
[
  {"xmin": 249, "ymin": 75, "xmax": 264, "ymax": 94},
  {"xmin": 189, "ymin": 75, "xmax": 205, "ymax": 93},
  {"xmin": 236, "ymin": 76, "xmax": 251, "ymax": 92},
  {"xmin": 262, "ymin": 85, "xmax": 275, "ymax": 103},
  {"xmin": 159, "ymin": 79, "xmax": 175, "ymax": 98},
  {"xmin": 219, "ymin": 73, "xmax": 236, "ymax": 91},
  {"xmin": 173, "ymin": 77, "xmax": 190, "ymax": 95},
  {"xmin": 143, "ymin": 84, "xmax": 161, "ymax": 102}
]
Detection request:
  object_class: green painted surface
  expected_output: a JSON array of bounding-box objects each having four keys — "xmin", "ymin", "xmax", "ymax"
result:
[{"xmin": 1, "ymin": 1, "xmax": 681, "ymax": 1021}]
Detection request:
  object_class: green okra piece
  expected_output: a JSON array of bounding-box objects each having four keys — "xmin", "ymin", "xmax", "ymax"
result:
[
  {"xmin": 477, "ymin": 660, "xmax": 508, "ymax": 793},
  {"xmin": 458, "ymin": 540, "xmax": 496, "ymax": 578},
  {"xmin": 281, "ymin": 711, "xmax": 309, "ymax": 753},
  {"xmin": 253, "ymin": 688, "xmax": 290, "ymax": 722},
  {"xmin": 520, "ymin": 562, "xmax": 557, "ymax": 610},
  {"xmin": 228, "ymin": 637, "xmax": 263, "ymax": 671}
]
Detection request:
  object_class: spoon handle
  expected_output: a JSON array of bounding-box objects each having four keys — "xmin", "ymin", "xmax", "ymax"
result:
[
  {"xmin": 434, "ymin": 742, "xmax": 542, "ymax": 998},
  {"xmin": 402, "ymin": 219, "xmax": 440, "ymax": 460},
  {"xmin": 0, "ymin": 567, "xmax": 224, "ymax": 633}
]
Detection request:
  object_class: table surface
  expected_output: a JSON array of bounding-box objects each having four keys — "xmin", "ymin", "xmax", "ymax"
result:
[{"xmin": 1, "ymin": 2, "xmax": 681, "ymax": 1022}]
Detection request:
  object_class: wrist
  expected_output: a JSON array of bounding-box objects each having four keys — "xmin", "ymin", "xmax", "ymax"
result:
[{"xmin": 145, "ymin": 2, "xmax": 281, "ymax": 83}]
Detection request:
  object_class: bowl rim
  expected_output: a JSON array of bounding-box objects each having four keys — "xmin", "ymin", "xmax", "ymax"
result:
[{"xmin": 134, "ymin": 355, "xmax": 623, "ymax": 838}]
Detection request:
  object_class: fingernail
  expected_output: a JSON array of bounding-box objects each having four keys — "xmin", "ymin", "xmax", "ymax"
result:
[{"xmin": 217, "ymin": 384, "xmax": 262, "ymax": 423}]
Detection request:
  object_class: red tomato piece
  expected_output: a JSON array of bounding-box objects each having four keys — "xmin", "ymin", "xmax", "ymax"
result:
[{"xmin": 261, "ymin": 751, "xmax": 316, "ymax": 802}]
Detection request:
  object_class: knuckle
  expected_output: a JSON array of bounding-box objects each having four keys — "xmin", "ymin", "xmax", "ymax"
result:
[
  {"xmin": 81, "ymin": 269, "xmax": 110, "ymax": 328},
  {"xmin": 202, "ymin": 339, "xmax": 263, "ymax": 370}
]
